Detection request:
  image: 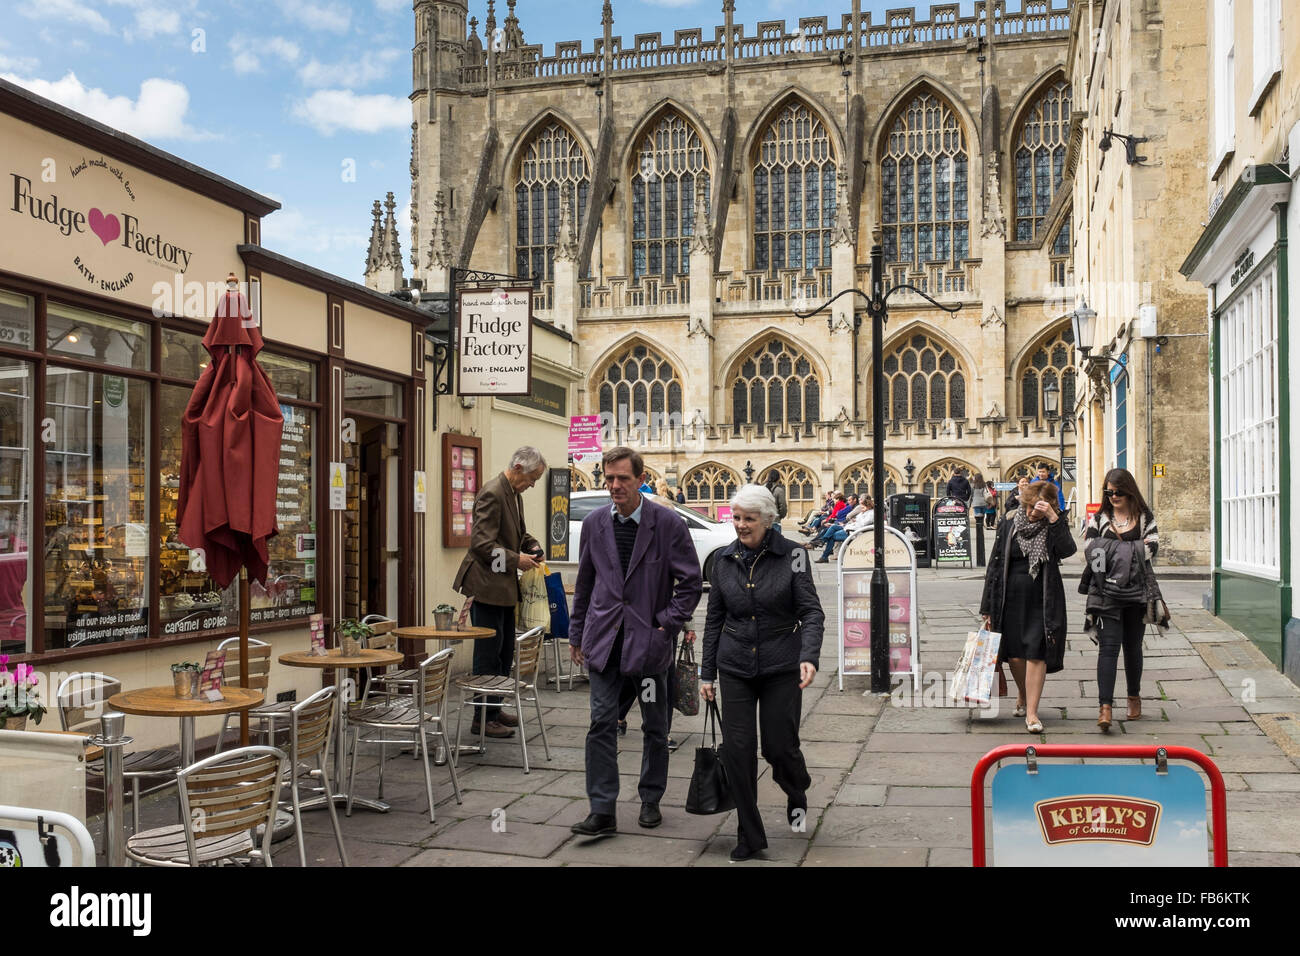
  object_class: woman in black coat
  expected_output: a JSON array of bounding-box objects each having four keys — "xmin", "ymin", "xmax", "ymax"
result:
[
  {"xmin": 702, "ymin": 483, "xmax": 824, "ymax": 862},
  {"xmin": 980, "ymin": 480, "xmax": 1077, "ymax": 733}
]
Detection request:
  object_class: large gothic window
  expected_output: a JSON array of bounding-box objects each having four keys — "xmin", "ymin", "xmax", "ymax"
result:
[
  {"xmin": 1019, "ymin": 324, "xmax": 1077, "ymax": 423},
  {"xmin": 752, "ymin": 101, "xmax": 837, "ymax": 274},
  {"xmin": 1013, "ymin": 78, "xmax": 1071, "ymax": 242},
  {"xmin": 515, "ymin": 122, "xmax": 591, "ymax": 284},
  {"xmin": 918, "ymin": 458, "xmax": 978, "ymax": 500},
  {"xmin": 597, "ymin": 343, "xmax": 683, "ymax": 433},
  {"xmin": 1005, "ymin": 457, "xmax": 1061, "ymax": 482},
  {"xmin": 839, "ymin": 461, "xmax": 900, "ymax": 499},
  {"xmin": 731, "ymin": 338, "xmax": 820, "ymax": 434},
  {"xmin": 631, "ymin": 111, "xmax": 711, "ymax": 282},
  {"xmin": 681, "ymin": 463, "xmax": 740, "ymax": 518},
  {"xmin": 883, "ymin": 331, "xmax": 967, "ymax": 424},
  {"xmin": 759, "ymin": 462, "xmax": 817, "ymax": 512},
  {"xmin": 881, "ymin": 91, "xmax": 969, "ymax": 268}
]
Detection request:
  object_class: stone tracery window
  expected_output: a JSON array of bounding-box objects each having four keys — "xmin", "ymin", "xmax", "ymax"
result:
[
  {"xmin": 839, "ymin": 461, "xmax": 900, "ymax": 499},
  {"xmin": 631, "ymin": 111, "xmax": 711, "ymax": 282},
  {"xmin": 515, "ymin": 122, "xmax": 591, "ymax": 284},
  {"xmin": 1019, "ymin": 324, "xmax": 1076, "ymax": 423},
  {"xmin": 1013, "ymin": 78, "xmax": 1071, "ymax": 242},
  {"xmin": 681, "ymin": 463, "xmax": 740, "ymax": 518},
  {"xmin": 883, "ymin": 331, "xmax": 967, "ymax": 424},
  {"xmin": 752, "ymin": 101, "xmax": 837, "ymax": 274},
  {"xmin": 730, "ymin": 338, "xmax": 820, "ymax": 435},
  {"xmin": 597, "ymin": 343, "xmax": 683, "ymax": 435},
  {"xmin": 758, "ymin": 462, "xmax": 817, "ymax": 511},
  {"xmin": 1004, "ymin": 457, "xmax": 1061, "ymax": 482},
  {"xmin": 917, "ymin": 458, "xmax": 979, "ymax": 500},
  {"xmin": 880, "ymin": 90, "xmax": 969, "ymax": 268}
]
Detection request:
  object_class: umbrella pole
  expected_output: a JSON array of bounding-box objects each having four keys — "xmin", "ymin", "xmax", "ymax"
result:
[{"xmin": 239, "ymin": 567, "xmax": 250, "ymax": 747}]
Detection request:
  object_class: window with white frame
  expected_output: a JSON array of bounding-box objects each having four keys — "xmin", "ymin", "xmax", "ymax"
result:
[
  {"xmin": 1213, "ymin": 0, "xmax": 1236, "ymax": 164},
  {"xmin": 1219, "ymin": 261, "xmax": 1279, "ymax": 577},
  {"xmin": 1251, "ymin": 0, "xmax": 1281, "ymax": 110}
]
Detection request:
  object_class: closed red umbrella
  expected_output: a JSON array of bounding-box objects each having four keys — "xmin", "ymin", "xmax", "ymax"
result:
[{"xmin": 178, "ymin": 274, "xmax": 283, "ymax": 745}]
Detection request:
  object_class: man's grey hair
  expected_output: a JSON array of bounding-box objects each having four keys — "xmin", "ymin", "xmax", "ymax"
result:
[
  {"xmin": 730, "ymin": 483, "xmax": 778, "ymax": 528},
  {"xmin": 508, "ymin": 446, "xmax": 546, "ymax": 473}
]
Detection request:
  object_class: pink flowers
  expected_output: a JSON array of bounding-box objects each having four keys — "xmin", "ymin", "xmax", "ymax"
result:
[{"xmin": 0, "ymin": 656, "xmax": 37, "ymax": 686}]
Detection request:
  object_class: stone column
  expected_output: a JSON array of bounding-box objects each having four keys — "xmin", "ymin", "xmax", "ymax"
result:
[
  {"xmin": 828, "ymin": 170, "xmax": 858, "ymax": 418},
  {"xmin": 551, "ymin": 191, "xmax": 579, "ymax": 334},
  {"xmin": 685, "ymin": 182, "xmax": 716, "ymax": 424}
]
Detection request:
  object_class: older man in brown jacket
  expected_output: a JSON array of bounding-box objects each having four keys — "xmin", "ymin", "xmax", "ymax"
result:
[{"xmin": 453, "ymin": 446, "xmax": 546, "ymax": 737}]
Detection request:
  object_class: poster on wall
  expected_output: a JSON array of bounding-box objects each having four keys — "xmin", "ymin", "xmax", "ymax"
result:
[
  {"xmin": 568, "ymin": 414, "xmax": 603, "ymax": 464},
  {"xmin": 442, "ymin": 433, "xmax": 482, "ymax": 548},
  {"xmin": 413, "ymin": 471, "xmax": 427, "ymax": 513},
  {"xmin": 547, "ymin": 467, "xmax": 571, "ymax": 562},
  {"xmin": 329, "ymin": 462, "xmax": 346, "ymax": 510},
  {"xmin": 457, "ymin": 287, "xmax": 532, "ymax": 396}
]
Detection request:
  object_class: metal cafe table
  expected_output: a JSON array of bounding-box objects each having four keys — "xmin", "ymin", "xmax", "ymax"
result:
[
  {"xmin": 278, "ymin": 647, "xmax": 403, "ymax": 813},
  {"xmin": 391, "ymin": 625, "xmax": 495, "ymax": 763},
  {"xmin": 108, "ymin": 685, "xmax": 264, "ymax": 767}
]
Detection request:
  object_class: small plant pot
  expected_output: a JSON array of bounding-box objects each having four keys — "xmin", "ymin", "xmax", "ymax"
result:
[
  {"xmin": 340, "ymin": 637, "xmax": 362, "ymax": 657},
  {"xmin": 173, "ymin": 670, "xmax": 199, "ymax": 698},
  {"xmin": 2, "ymin": 715, "xmax": 27, "ymax": 732},
  {"xmin": 434, "ymin": 610, "xmax": 454, "ymax": 630}
]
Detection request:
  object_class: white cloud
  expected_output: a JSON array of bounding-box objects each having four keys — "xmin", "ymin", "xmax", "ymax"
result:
[
  {"xmin": 0, "ymin": 52, "xmax": 40, "ymax": 74},
  {"xmin": 260, "ymin": 207, "xmax": 370, "ymax": 274},
  {"xmin": 40, "ymin": 28, "xmax": 88, "ymax": 52},
  {"xmin": 104, "ymin": 0, "xmax": 188, "ymax": 40},
  {"xmin": 19, "ymin": 0, "xmax": 113, "ymax": 34},
  {"xmin": 292, "ymin": 89, "xmax": 409, "ymax": 135},
  {"xmin": 276, "ymin": 0, "xmax": 351, "ymax": 34},
  {"xmin": 268, "ymin": 153, "xmax": 284, "ymax": 170},
  {"xmin": 229, "ymin": 35, "xmax": 301, "ymax": 75},
  {"xmin": 0, "ymin": 71, "xmax": 213, "ymax": 141},
  {"xmin": 374, "ymin": 0, "xmax": 406, "ymax": 11},
  {"xmin": 297, "ymin": 48, "xmax": 401, "ymax": 88}
]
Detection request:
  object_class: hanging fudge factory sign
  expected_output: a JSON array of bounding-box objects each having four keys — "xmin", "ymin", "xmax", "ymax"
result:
[
  {"xmin": 1, "ymin": 112, "xmax": 245, "ymax": 317},
  {"xmin": 457, "ymin": 287, "xmax": 533, "ymax": 396}
]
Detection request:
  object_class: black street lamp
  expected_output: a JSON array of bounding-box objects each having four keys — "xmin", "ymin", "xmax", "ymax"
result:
[
  {"xmin": 592, "ymin": 462, "xmax": 603, "ymax": 486},
  {"xmin": 743, "ymin": 460, "xmax": 755, "ymax": 483},
  {"xmin": 1043, "ymin": 378, "xmax": 1070, "ymax": 491},
  {"xmin": 795, "ymin": 241, "xmax": 960, "ymax": 693}
]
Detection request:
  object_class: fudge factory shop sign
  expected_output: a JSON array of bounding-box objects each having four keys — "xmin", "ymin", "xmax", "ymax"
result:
[
  {"xmin": 9, "ymin": 155, "xmax": 195, "ymax": 298},
  {"xmin": 457, "ymin": 287, "xmax": 533, "ymax": 396}
]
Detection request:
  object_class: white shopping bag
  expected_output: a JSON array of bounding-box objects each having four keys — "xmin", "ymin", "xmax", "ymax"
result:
[{"xmin": 949, "ymin": 628, "xmax": 1003, "ymax": 705}]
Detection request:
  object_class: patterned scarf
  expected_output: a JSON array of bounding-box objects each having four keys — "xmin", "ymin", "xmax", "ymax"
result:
[{"xmin": 1010, "ymin": 508, "xmax": 1051, "ymax": 580}]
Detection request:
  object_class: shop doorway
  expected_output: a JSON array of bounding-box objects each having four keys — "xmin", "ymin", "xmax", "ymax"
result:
[{"xmin": 342, "ymin": 417, "xmax": 401, "ymax": 622}]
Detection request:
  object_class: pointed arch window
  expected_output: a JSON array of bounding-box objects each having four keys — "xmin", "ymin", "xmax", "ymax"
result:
[
  {"xmin": 759, "ymin": 462, "xmax": 817, "ymax": 511},
  {"xmin": 882, "ymin": 332, "xmax": 967, "ymax": 424},
  {"xmin": 839, "ymin": 461, "xmax": 900, "ymax": 499},
  {"xmin": 515, "ymin": 122, "xmax": 591, "ymax": 284},
  {"xmin": 597, "ymin": 343, "xmax": 683, "ymax": 437},
  {"xmin": 731, "ymin": 339, "xmax": 820, "ymax": 435},
  {"xmin": 631, "ymin": 112, "xmax": 711, "ymax": 282},
  {"xmin": 752, "ymin": 101, "xmax": 836, "ymax": 275},
  {"xmin": 1019, "ymin": 324, "xmax": 1077, "ymax": 423},
  {"xmin": 1013, "ymin": 78, "xmax": 1071, "ymax": 242},
  {"xmin": 681, "ymin": 463, "xmax": 740, "ymax": 519},
  {"xmin": 880, "ymin": 91, "xmax": 969, "ymax": 269},
  {"xmin": 917, "ymin": 459, "xmax": 977, "ymax": 500}
]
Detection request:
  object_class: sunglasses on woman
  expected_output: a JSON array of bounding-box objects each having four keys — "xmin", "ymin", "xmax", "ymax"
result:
[{"xmin": 1103, "ymin": 489, "xmax": 1125, "ymax": 499}]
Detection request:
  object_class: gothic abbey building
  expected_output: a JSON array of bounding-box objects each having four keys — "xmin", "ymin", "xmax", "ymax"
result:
[{"xmin": 366, "ymin": 0, "xmax": 1082, "ymax": 520}]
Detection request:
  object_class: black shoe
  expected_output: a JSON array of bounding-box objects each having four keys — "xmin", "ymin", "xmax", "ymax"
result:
[
  {"xmin": 638, "ymin": 803, "xmax": 662, "ymax": 829},
  {"xmin": 729, "ymin": 842, "xmax": 762, "ymax": 862},
  {"xmin": 813, "ymin": 556, "xmax": 829, "ymax": 563},
  {"xmin": 667, "ymin": 736, "xmax": 679, "ymax": 752},
  {"xmin": 617, "ymin": 720, "xmax": 627, "ymax": 736},
  {"xmin": 787, "ymin": 794, "xmax": 808, "ymax": 828},
  {"xmin": 570, "ymin": 813, "xmax": 617, "ymax": 837}
]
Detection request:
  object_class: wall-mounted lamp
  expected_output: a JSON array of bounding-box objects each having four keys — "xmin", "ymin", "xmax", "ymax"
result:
[{"xmin": 1099, "ymin": 128, "xmax": 1148, "ymax": 165}]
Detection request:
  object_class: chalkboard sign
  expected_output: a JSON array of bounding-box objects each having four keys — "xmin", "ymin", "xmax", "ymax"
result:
[
  {"xmin": 547, "ymin": 468, "xmax": 571, "ymax": 562},
  {"xmin": 886, "ymin": 493, "xmax": 930, "ymax": 568},
  {"xmin": 933, "ymin": 497, "xmax": 972, "ymax": 566}
]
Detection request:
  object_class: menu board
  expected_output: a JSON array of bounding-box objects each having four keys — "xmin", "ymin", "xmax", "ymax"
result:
[{"xmin": 442, "ymin": 434, "xmax": 482, "ymax": 548}]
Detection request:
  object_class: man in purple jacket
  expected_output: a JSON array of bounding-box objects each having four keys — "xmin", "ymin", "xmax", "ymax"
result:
[{"xmin": 569, "ymin": 446, "xmax": 703, "ymax": 836}]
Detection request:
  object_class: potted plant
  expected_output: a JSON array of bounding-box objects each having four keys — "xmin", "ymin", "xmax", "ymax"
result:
[
  {"xmin": 171, "ymin": 662, "xmax": 201, "ymax": 698},
  {"xmin": 0, "ymin": 655, "xmax": 46, "ymax": 730},
  {"xmin": 434, "ymin": 603, "xmax": 457, "ymax": 630},
  {"xmin": 336, "ymin": 618, "xmax": 372, "ymax": 656}
]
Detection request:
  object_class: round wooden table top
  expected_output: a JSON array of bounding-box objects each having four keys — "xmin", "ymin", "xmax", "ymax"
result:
[
  {"xmin": 392, "ymin": 625, "xmax": 496, "ymax": 642},
  {"xmin": 108, "ymin": 685, "xmax": 264, "ymax": 718},
  {"xmin": 279, "ymin": 647, "xmax": 404, "ymax": 669}
]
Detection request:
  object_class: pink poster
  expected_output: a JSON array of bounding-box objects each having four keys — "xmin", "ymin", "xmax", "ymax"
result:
[{"xmin": 451, "ymin": 447, "xmax": 462, "ymax": 468}]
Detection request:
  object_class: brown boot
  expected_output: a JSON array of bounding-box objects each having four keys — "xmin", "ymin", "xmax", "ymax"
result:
[
  {"xmin": 1126, "ymin": 697, "xmax": 1142, "ymax": 721},
  {"xmin": 1097, "ymin": 704, "xmax": 1112, "ymax": 733},
  {"xmin": 495, "ymin": 709, "xmax": 520, "ymax": 727}
]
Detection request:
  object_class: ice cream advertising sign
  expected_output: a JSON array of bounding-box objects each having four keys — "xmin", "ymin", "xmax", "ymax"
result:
[{"xmin": 1035, "ymin": 795, "xmax": 1161, "ymax": 846}]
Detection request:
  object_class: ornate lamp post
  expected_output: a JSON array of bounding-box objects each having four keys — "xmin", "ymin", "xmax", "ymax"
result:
[
  {"xmin": 743, "ymin": 460, "xmax": 755, "ymax": 483},
  {"xmin": 796, "ymin": 242, "xmax": 960, "ymax": 693},
  {"xmin": 1043, "ymin": 378, "xmax": 1070, "ymax": 499}
]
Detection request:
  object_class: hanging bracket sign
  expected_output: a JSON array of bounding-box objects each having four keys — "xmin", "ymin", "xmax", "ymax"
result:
[{"xmin": 457, "ymin": 287, "xmax": 533, "ymax": 396}]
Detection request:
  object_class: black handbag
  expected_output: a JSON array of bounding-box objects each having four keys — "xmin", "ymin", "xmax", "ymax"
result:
[
  {"xmin": 685, "ymin": 699, "xmax": 735, "ymax": 815},
  {"xmin": 673, "ymin": 637, "xmax": 700, "ymax": 717}
]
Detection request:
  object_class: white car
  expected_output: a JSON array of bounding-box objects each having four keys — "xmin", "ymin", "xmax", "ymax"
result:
[{"xmin": 565, "ymin": 491, "xmax": 736, "ymax": 579}]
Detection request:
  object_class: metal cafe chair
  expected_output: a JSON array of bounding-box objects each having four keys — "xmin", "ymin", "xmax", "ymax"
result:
[
  {"xmin": 453, "ymin": 626, "xmax": 552, "ymax": 773},
  {"xmin": 285, "ymin": 686, "xmax": 347, "ymax": 867},
  {"xmin": 125, "ymin": 745, "xmax": 286, "ymax": 867},
  {"xmin": 56, "ymin": 672, "xmax": 180, "ymax": 837},
  {"xmin": 359, "ymin": 614, "xmax": 420, "ymax": 704},
  {"xmin": 215, "ymin": 636, "xmax": 292, "ymax": 752},
  {"xmin": 345, "ymin": 648, "xmax": 461, "ymax": 823}
]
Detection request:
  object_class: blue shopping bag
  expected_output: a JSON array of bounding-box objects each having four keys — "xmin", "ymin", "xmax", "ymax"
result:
[{"xmin": 545, "ymin": 571, "xmax": 569, "ymax": 641}]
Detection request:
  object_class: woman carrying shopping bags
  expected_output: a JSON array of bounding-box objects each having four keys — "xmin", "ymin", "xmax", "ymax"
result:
[
  {"xmin": 980, "ymin": 481, "xmax": 1077, "ymax": 733},
  {"xmin": 701, "ymin": 484, "xmax": 824, "ymax": 862},
  {"xmin": 1079, "ymin": 468, "xmax": 1169, "ymax": 731}
]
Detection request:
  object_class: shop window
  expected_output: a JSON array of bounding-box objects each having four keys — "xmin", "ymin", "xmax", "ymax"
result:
[
  {"xmin": 43, "ymin": 369, "xmax": 149, "ymax": 650},
  {"xmin": 0, "ymin": 290, "xmax": 36, "ymax": 351},
  {"xmin": 262, "ymin": 352, "xmax": 316, "ymax": 402},
  {"xmin": 47, "ymin": 303, "xmax": 149, "ymax": 370},
  {"xmin": 344, "ymin": 371, "xmax": 402, "ymax": 418},
  {"xmin": 0, "ymin": 357, "xmax": 33, "ymax": 655},
  {"xmin": 160, "ymin": 327, "xmax": 208, "ymax": 381},
  {"xmin": 248, "ymin": 403, "xmax": 317, "ymax": 624}
]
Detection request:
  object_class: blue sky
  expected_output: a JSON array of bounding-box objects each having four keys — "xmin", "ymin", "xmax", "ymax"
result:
[{"xmin": 2, "ymin": 0, "xmax": 1021, "ymax": 284}]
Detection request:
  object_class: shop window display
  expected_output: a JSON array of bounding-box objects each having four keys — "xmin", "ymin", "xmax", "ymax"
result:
[
  {"xmin": 0, "ymin": 354, "xmax": 33, "ymax": 655},
  {"xmin": 248, "ymin": 402, "xmax": 316, "ymax": 623}
]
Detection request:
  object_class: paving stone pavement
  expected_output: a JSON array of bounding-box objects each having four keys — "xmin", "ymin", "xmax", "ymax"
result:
[{"xmin": 96, "ymin": 560, "xmax": 1300, "ymax": 867}]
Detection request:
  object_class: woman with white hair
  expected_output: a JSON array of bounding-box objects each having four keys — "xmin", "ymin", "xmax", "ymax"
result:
[{"xmin": 701, "ymin": 483, "xmax": 824, "ymax": 862}]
